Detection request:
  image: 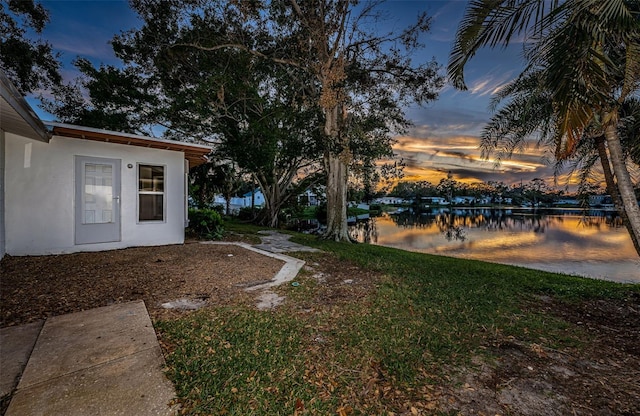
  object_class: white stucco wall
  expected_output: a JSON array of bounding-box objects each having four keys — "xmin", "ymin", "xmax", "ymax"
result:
[
  {"xmin": 5, "ymin": 133, "xmax": 187, "ymax": 255},
  {"xmin": 0, "ymin": 129, "xmax": 5, "ymax": 259}
]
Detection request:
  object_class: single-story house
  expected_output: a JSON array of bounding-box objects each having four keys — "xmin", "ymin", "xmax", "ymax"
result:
[
  {"xmin": 421, "ymin": 196, "xmax": 447, "ymax": 205},
  {"xmin": 553, "ymin": 198, "xmax": 580, "ymax": 206},
  {"xmin": 241, "ymin": 189, "xmax": 265, "ymax": 207},
  {"xmin": 1, "ymin": 72, "xmax": 211, "ymax": 258},
  {"xmin": 588, "ymin": 195, "xmax": 613, "ymax": 207},
  {"xmin": 298, "ymin": 188, "xmax": 324, "ymax": 206},
  {"xmin": 213, "ymin": 188, "xmax": 265, "ymax": 212}
]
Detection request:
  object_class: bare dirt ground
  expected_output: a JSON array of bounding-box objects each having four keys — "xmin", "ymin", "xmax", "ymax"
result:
[
  {"xmin": 440, "ymin": 293, "xmax": 640, "ymax": 415},
  {"xmin": 1, "ymin": 242, "xmax": 639, "ymax": 415},
  {"xmin": 0, "ymin": 241, "xmax": 284, "ymax": 326}
]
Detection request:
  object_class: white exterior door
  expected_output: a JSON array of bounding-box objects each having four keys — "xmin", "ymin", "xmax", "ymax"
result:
[{"xmin": 75, "ymin": 156, "xmax": 121, "ymax": 244}]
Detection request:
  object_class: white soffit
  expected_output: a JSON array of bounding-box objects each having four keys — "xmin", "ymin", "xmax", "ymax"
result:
[{"xmin": 0, "ymin": 71, "xmax": 50, "ymax": 143}]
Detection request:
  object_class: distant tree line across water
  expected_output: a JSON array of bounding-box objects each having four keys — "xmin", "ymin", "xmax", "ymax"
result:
[{"xmin": 377, "ymin": 178, "xmax": 639, "ymax": 209}]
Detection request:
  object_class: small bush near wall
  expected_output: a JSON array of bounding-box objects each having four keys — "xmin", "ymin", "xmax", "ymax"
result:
[
  {"xmin": 237, "ymin": 207, "xmax": 262, "ymax": 221},
  {"xmin": 211, "ymin": 204, "xmax": 225, "ymax": 215},
  {"xmin": 188, "ymin": 209, "xmax": 224, "ymax": 240},
  {"xmin": 315, "ymin": 203, "xmax": 327, "ymax": 222}
]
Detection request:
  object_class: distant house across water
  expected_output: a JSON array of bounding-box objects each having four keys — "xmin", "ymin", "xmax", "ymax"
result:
[
  {"xmin": 298, "ymin": 189, "xmax": 323, "ymax": 206},
  {"xmin": 374, "ymin": 196, "xmax": 412, "ymax": 205},
  {"xmin": 588, "ymin": 195, "xmax": 614, "ymax": 208}
]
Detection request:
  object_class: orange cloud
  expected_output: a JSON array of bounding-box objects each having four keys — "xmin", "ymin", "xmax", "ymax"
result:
[{"xmin": 390, "ymin": 133, "xmax": 564, "ymax": 187}]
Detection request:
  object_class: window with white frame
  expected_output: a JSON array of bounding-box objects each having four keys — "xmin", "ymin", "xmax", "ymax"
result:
[{"xmin": 138, "ymin": 165, "xmax": 164, "ymax": 221}]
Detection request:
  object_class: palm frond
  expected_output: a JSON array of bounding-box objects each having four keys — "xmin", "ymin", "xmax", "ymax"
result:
[
  {"xmin": 619, "ymin": 96, "xmax": 640, "ymax": 164},
  {"xmin": 448, "ymin": 0, "xmax": 562, "ymax": 90},
  {"xmin": 621, "ymin": 39, "xmax": 640, "ymax": 101},
  {"xmin": 481, "ymin": 84, "xmax": 554, "ymax": 163}
]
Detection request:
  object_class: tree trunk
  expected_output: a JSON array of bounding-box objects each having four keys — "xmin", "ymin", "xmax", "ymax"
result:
[
  {"xmin": 324, "ymin": 152, "xmax": 351, "ymax": 241},
  {"xmin": 596, "ymin": 137, "xmax": 624, "ymax": 212},
  {"xmin": 264, "ymin": 184, "xmax": 280, "ymax": 229},
  {"xmin": 604, "ymin": 122, "xmax": 640, "ymax": 257},
  {"xmin": 322, "ymin": 102, "xmax": 351, "ymax": 241},
  {"xmin": 257, "ymin": 176, "xmax": 285, "ymax": 229},
  {"xmin": 251, "ymin": 178, "xmax": 256, "ymax": 210},
  {"xmin": 594, "ymin": 136, "xmax": 640, "ymax": 255}
]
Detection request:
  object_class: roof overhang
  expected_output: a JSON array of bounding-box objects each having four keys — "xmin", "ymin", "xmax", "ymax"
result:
[
  {"xmin": 46, "ymin": 122, "xmax": 212, "ymax": 167},
  {"xmin": 0, "ymin": 71, "xmax": 50, "ymax": 143}
]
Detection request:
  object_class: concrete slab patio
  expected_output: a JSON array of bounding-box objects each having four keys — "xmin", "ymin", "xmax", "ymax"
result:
[
  {"xmin": 0, "ymin": 320, "xmax": 43, "ymax": 399},
  {"xmin": 2, "ymin": 301, "xmax": 177, "ymax": 416}
]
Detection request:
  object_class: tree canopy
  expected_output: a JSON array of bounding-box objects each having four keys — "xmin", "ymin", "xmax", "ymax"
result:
[{"xmin": 0, "ymin": 0, "xmax": 61, "ymax": 93}]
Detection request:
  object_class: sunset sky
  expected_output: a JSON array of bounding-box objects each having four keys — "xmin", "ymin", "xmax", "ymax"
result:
[{"xmin": 28, "ymin": 0, "xmax": 565, "ymax": 188}]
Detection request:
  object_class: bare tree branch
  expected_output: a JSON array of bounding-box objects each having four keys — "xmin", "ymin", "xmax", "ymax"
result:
[{"xmin": 171, "ymin": 42, "xmax": 301, "ymax": 68}]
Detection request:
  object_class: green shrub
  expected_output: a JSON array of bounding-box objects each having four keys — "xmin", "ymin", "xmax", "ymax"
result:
[
  {"xmin": 315, "ymin": 202, "xmax": 327, "ymax": 222},
  {"xmin": 237, "ymin": 206, "xmax": 261, "ymax": 221},
  {"xmin": 188, "ymin": 208, "xmax": 224, "ymax": 239},
  {"xmin": 210, "ymin": 204, "xmax": 224, "ymax": 214}
]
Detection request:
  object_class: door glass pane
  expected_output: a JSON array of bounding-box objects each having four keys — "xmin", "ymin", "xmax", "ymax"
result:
[
  {"xmin": 84, "ymin": 163, "xmax": 113, "ymax": 224},
  {"xmin": 139, "ymin": 194, "xmax": 164, "ymax": 221}
]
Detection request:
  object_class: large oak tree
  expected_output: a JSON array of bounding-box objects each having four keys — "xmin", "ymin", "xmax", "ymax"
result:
[{"xmin": 118, "ymin": 0, "xmax": 443, "ymax": 240}]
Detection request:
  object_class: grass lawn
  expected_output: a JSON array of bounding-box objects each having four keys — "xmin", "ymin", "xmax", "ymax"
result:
[{"xmin": 156, "ymin": 227, "xmax": 639, "ymax": 415}]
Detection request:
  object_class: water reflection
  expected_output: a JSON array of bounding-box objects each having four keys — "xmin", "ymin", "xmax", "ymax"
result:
[
  {"xmin": 349, "ymin": 218, "xmax": 378, "ymax": 244},
  {"xmin": 350, "ymin": 208, "xmax": 639, "ymax": 283},
  {"xmin": 385, "ymin": 208, "xmax": 631, "ymax": 239},
  {"xmin": 437, "ymin": 212, "xmax": 466, "ymax": 242}
]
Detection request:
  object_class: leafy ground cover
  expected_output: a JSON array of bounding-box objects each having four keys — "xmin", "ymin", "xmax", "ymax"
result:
[{"xmin": 156, "ymin": 229, "xmax": 640, "ymax": 415}]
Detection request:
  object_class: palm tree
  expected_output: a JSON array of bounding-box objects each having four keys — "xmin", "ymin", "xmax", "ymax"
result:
[
  {"xmin": 480, "ymin": 69, "xmax": 640, "ymax": 254},
  {"xmin": 448, "ymin": 0, "xmax": 640, "ymax": 257}
]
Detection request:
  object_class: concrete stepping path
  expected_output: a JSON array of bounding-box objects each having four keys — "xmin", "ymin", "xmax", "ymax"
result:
[
  {"xmin": 2, "ymin": 301, "xmax": 177, "ymax": 416},
  {"xmin": 203, "ymin": 241, "xmax": 306, "ymax": 291},
  {"xmin": 253, "ymin": 230, "xmax": 321, "ymax": 254}
]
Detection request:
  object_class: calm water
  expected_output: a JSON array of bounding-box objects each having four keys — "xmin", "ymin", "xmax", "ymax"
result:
[{"xmin": 349, "ymin": 208, "xmax": 639, "ymax": 283}]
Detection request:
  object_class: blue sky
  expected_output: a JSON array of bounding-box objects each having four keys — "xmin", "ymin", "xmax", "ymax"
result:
[{"xmin": 29, "ymin": 0, "xmax": 561, "ymax": 188}]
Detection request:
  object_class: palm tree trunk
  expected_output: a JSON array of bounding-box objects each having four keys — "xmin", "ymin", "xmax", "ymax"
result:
[
  {"xmin": 596, "ymin": 137, "xmax": 623, "ymax": 211},
  {"xmin": 604, "ymin": 123, "xmax": 640, "ymax": 257},
  {"xmin": 596, "ymin": 136, "xmax": 640, "ymax": 255}
]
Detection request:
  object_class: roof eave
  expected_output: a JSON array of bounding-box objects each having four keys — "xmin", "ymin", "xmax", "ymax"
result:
[
  {"xmin": 46, "ymin": 122, "xmax": 212, "ymax": 167},
  {"xmin": 0, "ymin": 71, "xmax": 50, "ymax": 143}
]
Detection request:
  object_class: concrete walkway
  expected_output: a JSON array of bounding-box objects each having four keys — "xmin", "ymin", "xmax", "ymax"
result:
[
  {"xmin": 204, "ymin": 241, "xmax": 307, "ymax": 291},
  {"xmin": 253, "ymin": 230, "xmax": 321, "ymax": 254},
  {"xmin": 1, "ymin": 301, "xmax": 177, "ymax": 416}
]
